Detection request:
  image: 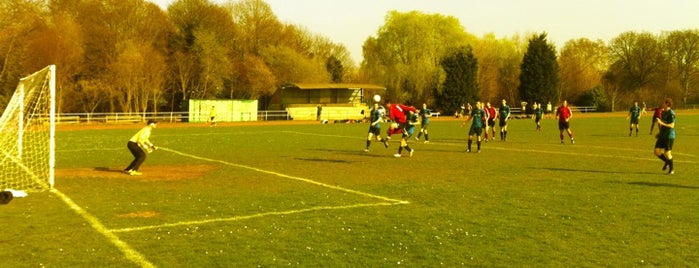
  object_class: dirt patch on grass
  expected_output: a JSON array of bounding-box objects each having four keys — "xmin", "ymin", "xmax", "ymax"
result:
[
  {"xmin": 116, "ymin": 211, "xmax": 160, "ymax": 218},
  {"xmin": 56, "ymin": 164, "xmax": 218, "ymax": 181}
]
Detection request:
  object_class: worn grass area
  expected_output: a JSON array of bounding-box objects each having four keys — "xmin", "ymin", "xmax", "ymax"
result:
[{"xmin": 2, "ymin": 111, "xmax": 698, "ymax": 266}]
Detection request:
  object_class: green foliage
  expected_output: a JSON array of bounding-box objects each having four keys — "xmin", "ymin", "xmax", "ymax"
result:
[
  {"xmin": 518, "ymin": 33, "xmax": 560, "ymax": 104},
  {"xmin": 437, "ymin": 46, "xmax": 479, "ymax": 114},
  {"xmin": 362, "ymin": 11, "xmax": 473, "ymax": 104},
  {"xmin": 325, "ymin": 55, "xmax": 343, "ymax": 82},
  {"xmin": 578, "ymin": 85, "xmax": 610, "ymax": 111}
]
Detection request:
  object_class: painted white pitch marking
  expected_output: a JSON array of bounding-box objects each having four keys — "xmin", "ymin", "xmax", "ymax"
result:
[
  {"xmin": 110, "ymin": 202, "xmax": 398, "ymax": 233},
  {"xmin": 50, "ymin": 188, "xmax": 155, "ymax": 268},
  {"xmin": 108, "ymin": 147, "xmax": 409, "ymax": 232},
  {"xmin": 159, "ymin": 147, "xmax": 408, "ymax": 204}
]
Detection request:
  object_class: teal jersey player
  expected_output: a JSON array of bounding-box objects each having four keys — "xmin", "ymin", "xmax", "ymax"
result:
[
  {"xmin": 405, "ymin": 111, "xmax": 420, "ymax": 137},
  {"xmin": 533, "ymin": 103, "xmax": 543, "ymax": 131},
  {"xmin": 628, "ymin": 101, "xmax": 643, "ymax": 136},
  {"xmin": 498, "ymin": 99, "xmax": 511, "ymax": 141},
  {"xmin": 659, "ymin": 109, "xmax": 676, "ymax": 139},
  {"xmin": 364, "ymin": 104, "xmax": 389, "ymax": 152},
  {"xmin": 470, "ymin": 107, "xmax": 486, "ymax": 129},
  {"xmin": 370, "ymin": 106, "xmax": 385, "ymax": 128},
  {"xmin": 499, "ymin": 103, "xmax": 510, "ymax": 121},
  {"xmin": 654, "ymin": 98, "xmax": 676, "ymax": 174},
  {"xmin": 416, "ymin": 103, "xmax": 432, "ymax": 142},
  {"xmin": 629, "ymin": 106, "xmax": 642, "ymax": 121},
  {"xmin": 419, "ymin": 107, "xmax": 431, "ymax": 125},
  {"xmin": 461, "ymin": 102, "xmax": 487, "ymax": 152}
]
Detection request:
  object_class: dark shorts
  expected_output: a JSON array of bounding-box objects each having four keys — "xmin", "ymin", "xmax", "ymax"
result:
[
  {"xmin": 487, "ymin": 119, "xmax": 495, "ymax": 127},
  {"xmin": 421, "ymin": 121, "xmax": 429, "ymax": 129},
  {"xmin": 558, "ymin": 121, "xmax": 570, "ymax": 130},
  {"xmin": 368, "ymin": 125, "xmax": 381, "ymax": 136},
  {"xmin": 630, "ymin": 117, "xmax": 639, "ymax": 124},
  {"xmin": 655, "ymin": 137, "xmax": 674, "ymax": 150},
  {"xmin": 499, "ymin": 120, "xmax": 507, "ymax": 127},
  {"xmin": 469, "ymin": 126, "xmax": 483, "ymax": 136}
]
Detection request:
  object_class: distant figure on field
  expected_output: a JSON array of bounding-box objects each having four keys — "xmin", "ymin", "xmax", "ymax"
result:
[
  {"xmin": 484, "ymin": 102, "xmax": 497, "ymax": 141},
  {"xmin": 533, "ymin": 102, "xmax": 543, "ymax": 131},
  {"xmin": 461, "ymin": 101, "xmax": 487, "ymax": 153},
  {"xmin": 627, "ymin": 101, "xmax": 642, "ymax": 136},
  {"xmin": 654, "ymin": 98, "xmax": 676, "ymax": 175},
  {"xmin": 209, "ymin": 106, "xmax": 217, "ymax": 127},
  {"xmin": 416, "ymin": 103, "xmax": 432, "ymax": 143},
  {"xmin": 498, "ymin": 99, "xmax": 511, "ymax": 141},
  {"xmin": 556, "ymin": 100, "xmax": 574, "ymax": 144}
]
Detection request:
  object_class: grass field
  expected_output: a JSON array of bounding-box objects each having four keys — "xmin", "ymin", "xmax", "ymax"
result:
[{"xmin": 2, "ymin": 111, "xmax": 698, "ymax": 267}]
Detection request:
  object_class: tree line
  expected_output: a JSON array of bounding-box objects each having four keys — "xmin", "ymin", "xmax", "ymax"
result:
[{"xmin": 1, "ymin": 0, "xmax": 697, "ymax": 115}]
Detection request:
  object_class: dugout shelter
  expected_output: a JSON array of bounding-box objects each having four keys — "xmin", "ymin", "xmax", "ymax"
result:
[{"xmin": 276, "ymin": 83, "xmax": 386, "ymax": 121}]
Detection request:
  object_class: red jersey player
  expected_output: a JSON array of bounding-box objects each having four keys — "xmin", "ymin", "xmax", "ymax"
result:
[
  {"xmin": 556, "ymin": 100, "xmax": 575, "ymax": 144},
  {"xmin": 650, "ymin": 105, "xmax": 663, "ymax": 135},
  {"xmin": 385, "ymin": 99, "xmax": 417, "ymax": 157}
]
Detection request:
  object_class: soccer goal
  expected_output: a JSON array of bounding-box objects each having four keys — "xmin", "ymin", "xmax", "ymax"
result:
[{"xmin": 0, "ymin": 65, "xmax": 56, "ymax": 192}]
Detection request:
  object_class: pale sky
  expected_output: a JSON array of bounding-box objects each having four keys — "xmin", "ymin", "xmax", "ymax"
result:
[{"xmin": 149, "ymin": 0, "xmax": 699, "ymax": 63}]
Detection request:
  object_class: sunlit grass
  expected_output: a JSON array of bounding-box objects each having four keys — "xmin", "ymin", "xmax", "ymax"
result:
[{"xmin": 2, "ymin": 111, "xmax": 698, "ymax": 266}]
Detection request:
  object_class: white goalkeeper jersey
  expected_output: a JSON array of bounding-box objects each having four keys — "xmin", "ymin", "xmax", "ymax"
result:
[{"xmin": 129, "ymin": 126, "xmax": 154, "ymax": 149}]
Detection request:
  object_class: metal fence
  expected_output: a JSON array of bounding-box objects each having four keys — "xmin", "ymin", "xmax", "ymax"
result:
[
  {"xmin": 54, "ymin": 106, "xmax": 599, "ymax": 124},
  {"xmin": 55, "ymin": 111, "xmax": 291, "ymax": 124}
]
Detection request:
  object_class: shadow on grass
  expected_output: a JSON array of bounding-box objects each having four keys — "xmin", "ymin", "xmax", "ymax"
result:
[
  {"xmin": 537, "ymin": 167, "xmax": 656, "ymax": 175},
  {"xmin": 626, "ymin": 181, "xmax": 699, "ymax": 189},
  {"xmin": 94, "ymin": 167, "xmax": 124, "ymax": 173},
  {"xmin": 294, "ymin": 158, "xmax": 354, "ymax": 163}
]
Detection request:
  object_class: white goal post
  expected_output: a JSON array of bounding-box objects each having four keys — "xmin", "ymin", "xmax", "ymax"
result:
[{"xmin": 0, "ymin": 65, "xmax": 56, "ymax": 192}]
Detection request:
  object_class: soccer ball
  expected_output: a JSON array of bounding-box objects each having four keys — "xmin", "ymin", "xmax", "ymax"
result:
[
  {"xmin": 390, "ymin": 122, "xmax": 399, "ymax": 130},
  {"xmin": 373, "ymin": 94, "xmax": 382, "ymax": 102}
]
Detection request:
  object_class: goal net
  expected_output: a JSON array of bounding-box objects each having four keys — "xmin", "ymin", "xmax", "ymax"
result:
[{"xmin": 0, "ymin": 65, "xmax": 56, "ymax": 192}]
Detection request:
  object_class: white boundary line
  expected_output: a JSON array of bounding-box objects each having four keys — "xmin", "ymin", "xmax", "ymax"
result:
[
  {"xmin": 51, "ymin": 146, "xmax": 409, "ymax": 267},
  {"xmin": 50, "ymin": 189, "xmax": 156, "ymax": 268},
  {"xmin": 106, "ymin": 147, "xmax": 409, "ymax": 233},
  {"xmin": 110, "ymin": 202, "xmax": 398, "ymax": 233}
]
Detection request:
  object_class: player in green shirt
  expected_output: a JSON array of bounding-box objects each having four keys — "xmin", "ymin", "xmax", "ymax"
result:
[
  {"xmin": 364, "ymin": 103, "xmax": 389, "ymax": 152},
  {"xmin": 415, "ymin": 103, "xmax": 432, "ymax": 143},
  {"xmin": 405, "ymin": 110, "xmax": 420, "ymax": 139},
  {"xmin": 461, "ymin": 101, "xmax": 487, "ymax": 153},
  {"xmin": 533, "ymin": 102, "xmax": 543, "ymax": 131},
  {"xmin": 627, "ymin": 101, "xmax": 642, "ymax": 136},
  {"xmin": 654, "ymin": 98, "xmax": 676, "ymax": 174},
  {"xmin": 498, "ymin": 99, "xmax": 511, "ymax": 141}
]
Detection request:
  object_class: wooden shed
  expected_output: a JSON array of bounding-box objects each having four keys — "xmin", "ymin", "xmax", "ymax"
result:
[{"xmin": 274, "ymin": 83, "xmax": 386, "ymax": 121}]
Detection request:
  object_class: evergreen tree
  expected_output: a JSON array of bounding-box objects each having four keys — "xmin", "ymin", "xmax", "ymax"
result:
[
  {"xmin": 518, "ymin": 33, "xmax": 560, "ymax": 105},
  {"xmin": 437, "ymin": 46, "xmax": 479, "ymax": 114},
  {"xmin": 325, "ymin": 55, "xmax": 344, "ymax": 83}
]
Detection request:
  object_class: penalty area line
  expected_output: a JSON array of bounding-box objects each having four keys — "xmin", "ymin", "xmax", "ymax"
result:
[
  {"xmin": 159, "ymin": 147, "xmax": 409, "ymax": 204},
  {"xmin": 50, "ymin": 188, "xmax": 155, "ymax": 268},
  {"xmin": 110, "ymin": 202, "xmax": 401, "ymax": 233}
]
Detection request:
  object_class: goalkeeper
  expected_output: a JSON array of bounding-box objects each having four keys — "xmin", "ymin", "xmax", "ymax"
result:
[{"xmin": 124, "ymin": 119, "xmax": 158, "ymax": 176}]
